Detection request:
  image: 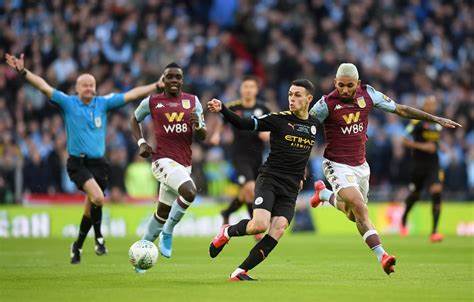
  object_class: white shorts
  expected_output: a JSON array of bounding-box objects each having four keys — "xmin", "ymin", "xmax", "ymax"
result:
[
  {"xmin": 322, "ymin": 158, "xmax": 370, "ymax": 203},
  {"xmin": 151, "ymin": 158, "xmax": 192, "ymax": 206}
]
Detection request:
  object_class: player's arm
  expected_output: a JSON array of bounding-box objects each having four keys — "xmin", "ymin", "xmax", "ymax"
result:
[
  {"xmin": 130, "ymin": 97, "xmax": 153, "ymax": 158},
  {"xmin": 5, "ymin": 53, "xmax": 54, "ymax": 98},
  {"xmin": 402, "ymin": 121, "xmax": 436, "ymax": 153},
  {"xmin": 207, "ymin": 98, "xmax": 257, "ymax": 130},
  {"xmin": 191, "ymin": 97, "xmax": 207, "ymax": 141},
  {"xmin": 368, "ymin": 85, "xmax": 461, "ymax": 129},
  {"xmin": 123, "ymin": 76, "xmax": 163, "ymax": 103},
  {"xmin": 309, "ymin": 97, "xmax": 329, "ymax": 123}
]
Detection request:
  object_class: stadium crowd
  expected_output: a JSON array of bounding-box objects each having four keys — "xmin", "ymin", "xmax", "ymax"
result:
[{"xmin": 0, "ymin": 0, "xmax": 472, "ymax": 203}]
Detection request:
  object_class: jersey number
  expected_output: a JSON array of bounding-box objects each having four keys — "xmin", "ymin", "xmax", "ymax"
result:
[
  {"xmin": 163, "ymin": 123, "xmax": 188, "ymax": 133},
  {"xmin": 341, "ymin": 123, "xmax": 364, "ymax": 135}
]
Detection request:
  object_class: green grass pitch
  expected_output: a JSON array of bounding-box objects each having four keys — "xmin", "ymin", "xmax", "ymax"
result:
[{"xmin": 0, "ymin": 234, "xmax": 472, "ymax": 302}]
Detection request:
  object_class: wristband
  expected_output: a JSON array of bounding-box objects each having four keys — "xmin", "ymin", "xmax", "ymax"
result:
[
  {"xmin": 19, "ymin": 69, "xmax": 27, "ymax": 77},
  {"xmin": 137, "ymin": 138, "xmax": 147, "ymax": 147}
]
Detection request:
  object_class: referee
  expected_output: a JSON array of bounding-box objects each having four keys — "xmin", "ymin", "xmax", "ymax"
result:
[{"xmin": 6, "ymin": 53, "xmax": 160, "ymax": 264}]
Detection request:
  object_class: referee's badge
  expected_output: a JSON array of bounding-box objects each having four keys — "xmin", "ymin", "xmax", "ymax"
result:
[
  {"xmin": 181, "ymin": 99, "xmax": 191, "ymax": 109},
  {"xmin": 356, "ymin": 97, "xmax": 366, "ymax": 108},
  {"xmin": 94, "ymin": 117, "xmax": 102, "ymax": 128}
]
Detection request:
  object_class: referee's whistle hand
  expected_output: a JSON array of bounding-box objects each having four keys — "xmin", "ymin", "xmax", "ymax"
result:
[{"xmin": 207, "ymin": 99, "xmax": 222, "ymax": 112}]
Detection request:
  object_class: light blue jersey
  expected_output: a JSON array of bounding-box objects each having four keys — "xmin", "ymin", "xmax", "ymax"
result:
[{"xmin": 51, "ymin": 90, "xmax": 125, "ymax": 158}]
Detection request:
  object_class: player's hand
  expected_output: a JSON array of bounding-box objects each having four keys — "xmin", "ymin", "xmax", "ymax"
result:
[
  {"xmin": 156, "ymin": 74, "xmax": 165, "ymax": 90},
  {"xmin": 207, "ymin": 98, "xmax": 222, "ymax": 113},
  {"xmin": 434, "ymin": 117, "xmax": 462, "ymax": 129},
  {"xmin": 139, "ymin": 142, "xmax": 153, "ymax": 158},
  {"xmin": 5, "ymin": 53, "xmax": 25, "ymax": 73}
]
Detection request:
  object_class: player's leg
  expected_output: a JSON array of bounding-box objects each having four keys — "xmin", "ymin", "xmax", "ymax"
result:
[
  {"xmin": 221, "ymin": 196, "xmax": 244, "ymax": 225},
  {"xmin": 429, "ymin": 179, "xmax": 443, "ymax": 242},
  {"xmin": 338, "ymin": 187, "xmax": 396, "ymax": 274},
  {"xmin": 401, "ymin": 170, "xmax": 424, "ymax": 235},
  {"xmin": 142, "ymin": 183, "xmax": 174, "ymax": 242},
  {"xmin": 158, "ymin": 181, "xmax": 195, "ymax": 257},
  {"xmin": 209, "ymin": 176, "xmax": 275, "ymax": 258},
  {"xmin": 142, "ymin": 202, "xmax": 171, "ymax": 242},
  {"xmin": 221, "ymin": 164, "xmax": 255, "ymax": 223},
  {"xmin": 230, "ymin": 215, "xmax": 286, "ymax": 281}
]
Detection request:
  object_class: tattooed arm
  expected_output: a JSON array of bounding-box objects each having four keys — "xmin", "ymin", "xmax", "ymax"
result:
[{"xmin": 394, "ymin": 104, "xmax": 461, "ymax": 129}]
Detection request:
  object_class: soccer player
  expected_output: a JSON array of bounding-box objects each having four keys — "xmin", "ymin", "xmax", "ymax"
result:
[
  {"xmin": 207, "ymin": 79, "xmax": 318, "ymax": 281},
  {"xmin": 130, "ymin": 63, "xmax": 206, "ymax": 260},
  {"xmin": 5, "ymin": 53, "xmax": 161, "ymax": 264},
  {"xmin": 400, "ymin": 96, "xmax": 445, "ymax": 242},
  {"xmin": 209, "ymin": 76, "xmax": 270, "ymax": 226},
  {"xmin": 309, "ymin": 63, "xmax": 461, "ymax": 274}
]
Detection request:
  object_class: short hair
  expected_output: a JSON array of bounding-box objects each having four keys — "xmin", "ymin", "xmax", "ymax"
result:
[
  {"xmin": 242, "ymin": 75, "xmax": 260, "ymax": 85},
  {"xmin": 165, "ymin": 62, "xmax": 182, "ymax": 69},
  {"xmin": 336, "ymin": 63, "xmax": 359, "ymax": 80},
  {"xmin": 291, "ymin": 79, "xmax": 315, "ymax": 95}
]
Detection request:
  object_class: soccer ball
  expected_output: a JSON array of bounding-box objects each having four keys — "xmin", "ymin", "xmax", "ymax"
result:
[{"xmin": 128, "ymin": 240, "xmax": 159, "ymax": 270}]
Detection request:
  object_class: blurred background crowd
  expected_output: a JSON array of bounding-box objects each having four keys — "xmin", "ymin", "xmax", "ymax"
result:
[{"xmin": 0, "ymin": 0, "xmax": 472, "ymax": 203}]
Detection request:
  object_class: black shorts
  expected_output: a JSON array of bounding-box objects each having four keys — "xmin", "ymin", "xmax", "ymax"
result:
[
  {"xmin": 252, "ymin": 174, "xmax": 298, "ymax": 224},
  {"xmin": 66, "ymin": 156, "xmax": 110, "ymax": 192},
  {"xmin": 410, "ymin": 163, "xmax": 443, "ymax": 192},
  {"xmin": 232, "ymin": 158, "xmax": 261, "ymax": 185}
]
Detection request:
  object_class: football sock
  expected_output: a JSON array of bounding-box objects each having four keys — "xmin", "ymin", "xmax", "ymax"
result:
[
  {"xmin": 363, "ymin": 229, "xmax": 386, "ymax": 262},
  {"xmin": 319, "ymin": 188, "xmax": 333, "ymax": 202},
  {"xmin": 90, "ymin": 204, "xmax": 103, "ymax": 239},
  {"xmin": 431, "ymin": 193, "xmax": 441, "ymax": 234},
  {"xmin": 239, "ymin": 234, "xmax": 278, "ymax": 271},
  {"xmin": 246, "ymin": 203, "xmax": 253, "ymax": 218},
  {"xmin": 76, "ymin": 215, "xmax": 92, "ymax": 248},
  {"xmin": 221, "ymin": 197, "xmax": 243, "ymax": 218},
  {"xmin": 163, "ymin": 197, "xmax": 191, "ymax": 234},
  {"xmin": 402, "ymin": 191, "xmax": 419, "ymax": 226},
  {"xmin": 226, "ymin": 219, "xmax": 250, "ymax": 237},
  {"xmin": 142, "ymin": 212, "xmax": 165, "ymax": 242}
]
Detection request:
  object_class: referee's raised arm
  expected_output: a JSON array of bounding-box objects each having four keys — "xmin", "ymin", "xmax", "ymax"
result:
[{"xmin": 5, "ymin": 53, "xmax": 54, "ymax": 98}]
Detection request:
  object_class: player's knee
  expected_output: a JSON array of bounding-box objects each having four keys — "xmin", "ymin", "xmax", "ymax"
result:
[
  {"xmin": 251, "ymin": 219, "xmax": 270, "ymax": 234},
  {"xmin": 179, "ymin": 181, "xmax": 196, "ymax": 203},
  {"xmin": 269, "ymin": 220, "xmax": 288, "ymax": 239},
  {"xmin": 90, "ymin": 193, "xmax": 105, "ymax": 206},
  {"xmin": 350, "ymin": 201, "xmax": 368, "ymax": 219},
  {"xmin": 157, "ymin": 205, "xmax": 171, "ymax": 220}
]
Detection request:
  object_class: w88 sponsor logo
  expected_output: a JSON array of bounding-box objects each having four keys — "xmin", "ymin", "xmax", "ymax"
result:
[
  {"xmin": 163, "ymin": 123, "xmax": 188, "ymax": 133},
  {"xmin": 340, "ymin": 123, "xmax": 364, "ymax": 135}
]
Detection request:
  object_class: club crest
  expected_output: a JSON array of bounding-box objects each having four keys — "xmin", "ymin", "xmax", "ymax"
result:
[
  {"xmin": 356, "ymin": 97, "xmax": 366, "ymax": 108},
  {"xmin": 181, "ymin": 99, "xmax": 191, "ymax": 109}
]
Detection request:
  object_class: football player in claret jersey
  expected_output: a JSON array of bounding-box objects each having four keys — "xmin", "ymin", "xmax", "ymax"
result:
[
  {"xmin": 207, "ymin": 79, "xmax": 318, "ymax": 281},
  {"xmin": 130, "ymin": 63, "xmax": 206, "ymax": 262},
  {"xmin": 309, "ymin": 63, "xmax": 461, "ymax": 275},
  {"xmin": 209, "ymin": 76, "xmax": 270, "ymax": 228},
  {"xmin": 400, "ymin": 96, "xmax": 445, "ymax": 242}
]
